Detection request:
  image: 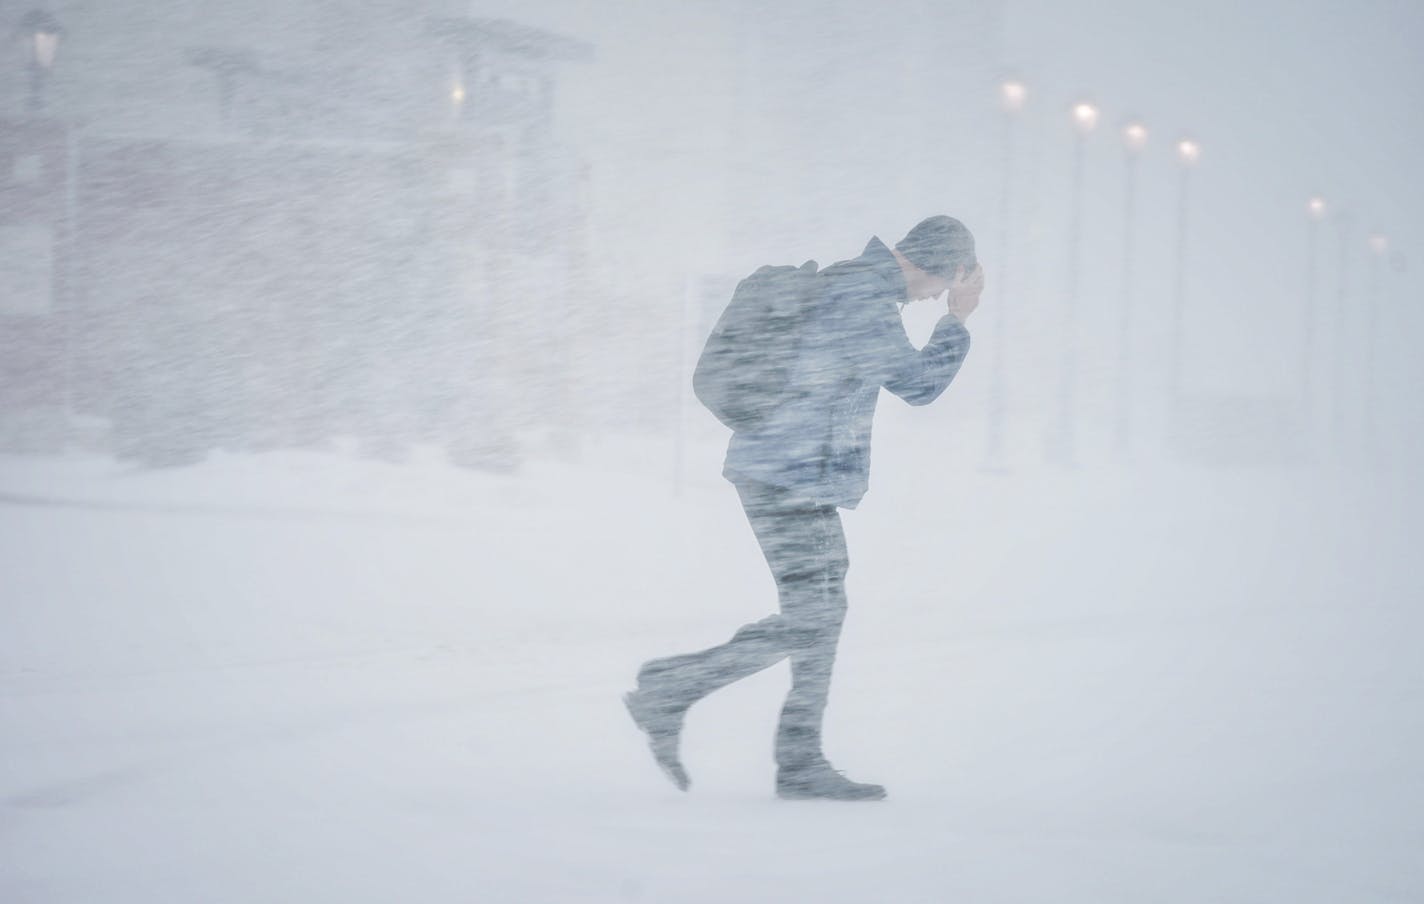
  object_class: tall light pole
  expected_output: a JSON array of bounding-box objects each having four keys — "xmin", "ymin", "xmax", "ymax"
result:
[
  {"xmin": 1301, "ymin": 196, "xmax": 1327, "ymax": 456},
  {"xmin": 1168, "ymin": 137, "xmax": 1200, "ymax": 417},
  {"xmin": 16, "ymin": 11, "xmax": 74, "ymax": 422},
  {"xmin": 1366, "ymin": 232, "xmax": 1388, "ymax": 463},
  {"xmin": 1331, "ymin": 209, "xmax": 1354, "ymax": 461},
  {"xmin": 18, "ymin": 10, "xmax": 64, "ymax": 114},
  {"xmin": 984, "ymin": 78, "xmax": 1025, "ymax": 471},
  {"xmin": 1049, "ymin": 100, "xmax": 1098, "ymax": 467},
  {"xmin": 1116, "ymin": 120, "xmax": 1147, "ymax": 456}
]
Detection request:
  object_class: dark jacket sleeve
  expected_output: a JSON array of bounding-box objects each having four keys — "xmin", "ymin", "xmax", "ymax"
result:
[{"xmin": 879, "ymin": 313, "xmax": 971, "ymax": 406}]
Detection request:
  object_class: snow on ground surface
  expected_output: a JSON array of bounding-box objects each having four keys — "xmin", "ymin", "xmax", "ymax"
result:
[{"xmin": 2, "ymin": 434, "xmax": 1422, "ymax": 903}]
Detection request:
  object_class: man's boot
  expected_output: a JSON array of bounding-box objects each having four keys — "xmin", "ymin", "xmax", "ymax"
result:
[
  {"xmin": 624, "ymin": 685, "xmax": 690, "ymax": 791},
  {"xmin": 776, "ymin": 760, "xmax": 886, "ymax": 801}
]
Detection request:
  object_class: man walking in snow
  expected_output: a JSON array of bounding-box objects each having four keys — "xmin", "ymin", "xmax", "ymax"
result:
[{"xmin": 627, "ymin": 215, "xmax": 982, "ymax": 801}]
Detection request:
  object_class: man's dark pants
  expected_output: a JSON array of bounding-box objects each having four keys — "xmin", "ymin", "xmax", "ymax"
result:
[{"xmin": 638, "ymin": 478, "xmax": 849, "ymax": 768}]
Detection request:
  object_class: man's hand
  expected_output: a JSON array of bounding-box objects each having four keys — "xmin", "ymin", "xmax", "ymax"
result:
[{"xmin": 946, "ymin": 263, "xmax": 984, "ymax": 323}]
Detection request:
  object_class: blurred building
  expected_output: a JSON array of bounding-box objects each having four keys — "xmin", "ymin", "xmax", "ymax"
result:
[
  {"xmin": 0, "ymin": 2, "xmax": 591, "ymax": 465},
  {"xmin": 2, "ymin": 0, "xmax": 1011, "ymax": 463}
]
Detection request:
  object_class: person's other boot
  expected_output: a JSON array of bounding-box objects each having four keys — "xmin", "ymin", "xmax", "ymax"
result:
[
  {"xmin": 624, "ymin": 685, "xmax": 690, "ymax": 791},
  {"xmin": 776, "ymin": 761, "xmax": 886, "ymax": 801}
]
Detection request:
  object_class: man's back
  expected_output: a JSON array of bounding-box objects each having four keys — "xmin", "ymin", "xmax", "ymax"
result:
[{"xmin": 723, "ymin": 235, "xmax": 971, "ymax": 509}]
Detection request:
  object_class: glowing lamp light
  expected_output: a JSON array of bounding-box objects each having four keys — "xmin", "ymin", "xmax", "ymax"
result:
[
  {"xmin": 1000, "ymin": 79, "xmax": 1026, "ymax": 113},
  {"xmin": 1307, "ymin": 197, "xmax": 1327, "ymax": 221},
  {"xmin": 1368, "ymin": 233, "xmax": 1389, "ymax": 256},
  {"xmin": 33, "ymin": 31, "xmax": 59, "ymax": 68},
  {"xmin": 1176, "ymin": 138, "xmax": 1201, "ymax": 166},
  {"xmin": 451, "ymin": 82, "xmax": 466, "ymax": 104},
  {"xmin": 1071, "ymin": 102, "xmax": 1099, "ymax": 134},
  {"xmin": 18, "ymin": 10, "xmax": 63, "ymax": 70},
  {"xmin": 1122, "ymin": 121, "xmax": 1148, "ymax": 154}
]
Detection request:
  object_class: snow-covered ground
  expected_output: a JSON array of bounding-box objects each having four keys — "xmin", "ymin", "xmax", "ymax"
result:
[{"xmin": 2, "ymin": 434, "xmax": 1421, "ymax": 903}]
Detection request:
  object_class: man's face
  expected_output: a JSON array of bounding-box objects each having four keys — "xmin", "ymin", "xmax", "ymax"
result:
[{"xmin": 905, "ymin": 265, "xmax": 952, "ymax": 302}]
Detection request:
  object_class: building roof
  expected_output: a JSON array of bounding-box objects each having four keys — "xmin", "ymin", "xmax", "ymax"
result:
[{"xmin": 426, "ymin": 17, "xmax": 594, "ymax": 65}]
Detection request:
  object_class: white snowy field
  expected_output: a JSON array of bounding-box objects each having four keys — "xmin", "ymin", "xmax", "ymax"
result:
[{"xmin": 2, "ymin": 435, "xmax": 1422, "ymax": 903}]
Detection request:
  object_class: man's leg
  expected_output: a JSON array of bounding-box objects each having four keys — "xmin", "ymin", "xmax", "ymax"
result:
[
  {"xmin": 626, "ymin": 615, "xmax": 792, "ymax": 790},
  {"xmin": 625, "ymin": 481, "xmax": 810, "ymax": 789},
  {"xmin": 632, "ymin": 483, "xmax": 835, "ymax": 698},
  {"xmin": 628, "ymin": 482, "xmax": 834, "ymax": 784},
  {"xmin": 741, "ymin": 493, "xmax": 849, "ymax": 770},
  {"xmin": 628, "ymin": 480, "xmax": 879, "ymax": 798},
  {"xmin": 633, "ymin": 616, "xmax": 788, "ymax": 703},
  {"xmin": 745, "ymin": 488, "xmax": 884, "ymax": 800}
]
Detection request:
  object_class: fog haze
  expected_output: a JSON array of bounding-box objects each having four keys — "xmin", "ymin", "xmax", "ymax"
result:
[{"xmin": 2, "ymin": 2, "xmax": 1421, "ymax": 901}]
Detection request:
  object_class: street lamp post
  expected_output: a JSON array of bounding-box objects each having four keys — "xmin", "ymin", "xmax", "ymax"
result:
[
  {"xmin": 1168, "ymin": 137, "xmax": 1200, "ymax": 417},
  {"xmin": 1366, "ymin": 231, "xmax": 1388, "ymax": 462},
  {"xmin": 18, "ymin": 10, "xmax": 64, "ymax": 113},
  {"xmin": 1302, "ymin": 196, "xmax": 1326, "ymax": 456},
  {"xmin": 1116, "ymin": 120, "xmax": 1147, "ymax": 456},
  {"xmin": 1330, "ymin": 209, "xmax": 1354, "ymax": 461},
  {"xmin": 984, "ymin": 78, "xmax": 1025, "ymax": 470},
  {"xmin": 15, "ymin": 12, "xmax": 74, "ymax": 425},
  {"xmin": 1049, "ymin": 100, "xmax": 1098, "ymax": 467}
]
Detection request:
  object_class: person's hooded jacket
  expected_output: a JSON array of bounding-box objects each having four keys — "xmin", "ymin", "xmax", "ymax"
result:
[{"xmin": 723, "ymin": 236, "xmax": 971, "ymax": 509}]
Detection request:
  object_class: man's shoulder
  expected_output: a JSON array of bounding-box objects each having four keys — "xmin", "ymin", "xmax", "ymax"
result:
[
  {"xmin": 823, "ymin": 236, "xmax": 897, "ymax": 281},
  {"xmin": 819, "ymin": 256, "xmax": 873, "ymax": 280},
  {"xmin": 820, "ymin": 255, "xmax": 886, "ymax": 294},
  {"xmin": 818, "ymin": 251, "xmax": 899, "ymax": 309}
]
